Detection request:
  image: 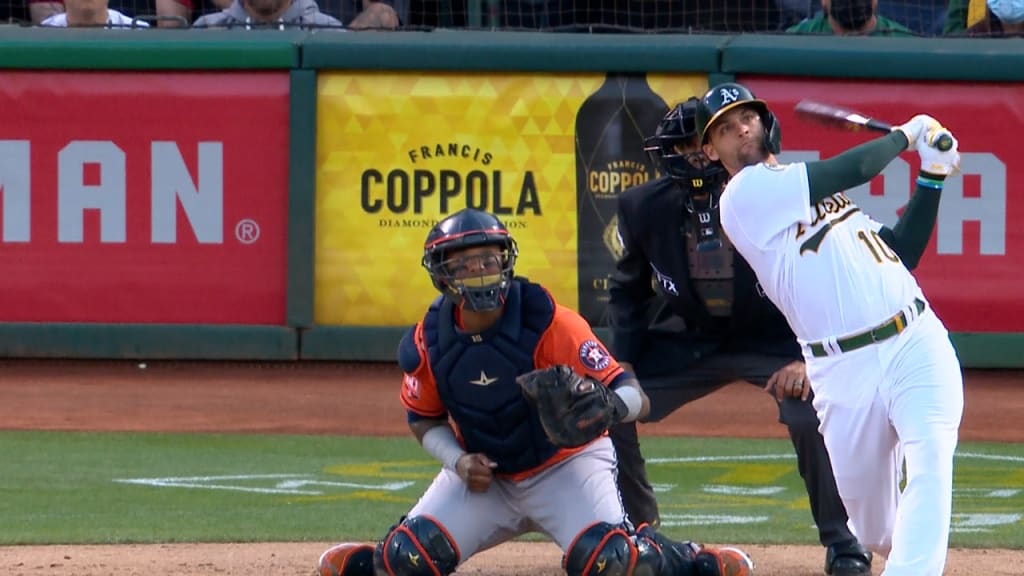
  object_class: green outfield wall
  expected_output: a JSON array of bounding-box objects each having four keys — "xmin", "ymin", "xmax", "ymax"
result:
[{"xmin": 0, "ymin": 29, "xmax": 1020, "ymax": 367}]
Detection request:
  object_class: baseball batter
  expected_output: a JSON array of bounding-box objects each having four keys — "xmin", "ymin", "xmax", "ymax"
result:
[
  {"xmin": 697, "ymin": 83, "xmax": 964, "ymax": 576},
  {"xmin": 318, "ymin": 208, "xmax": 753, "ymax": 576}
]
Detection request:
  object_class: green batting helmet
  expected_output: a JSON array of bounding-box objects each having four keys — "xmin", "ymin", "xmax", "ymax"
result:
[{"xmin": 697, "ymin": 82, "xmax": 781, "ymax": 154}]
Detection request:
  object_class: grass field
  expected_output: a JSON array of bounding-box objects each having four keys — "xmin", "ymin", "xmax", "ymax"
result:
[{"xmin": 2, "ymin": 431, "xmax": 1021, "ymax": 548}]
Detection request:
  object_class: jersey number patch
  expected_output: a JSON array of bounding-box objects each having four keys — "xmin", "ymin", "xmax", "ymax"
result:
[{"xmin": 856, "ymin": 229, "xmax": 901, "ymax": 264}]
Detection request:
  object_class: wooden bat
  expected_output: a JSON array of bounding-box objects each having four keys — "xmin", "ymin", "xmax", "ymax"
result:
[{"xmin": 794, "ymin": 99, "xmax": 953, "ymax": 152}]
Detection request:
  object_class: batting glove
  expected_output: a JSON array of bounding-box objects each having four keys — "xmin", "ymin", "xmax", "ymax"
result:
[
  {"xmin": 919, "ymin": 130, "xmax": 960, "ymax": 177},
  {"xmin": 893, "ymin": 114, "xmax": 941, "ymax": 151}
]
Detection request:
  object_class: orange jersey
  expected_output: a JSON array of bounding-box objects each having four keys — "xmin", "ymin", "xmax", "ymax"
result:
[
  {"xmin": 399, "ymin": 290, "xmax": 625, "ymax": 480},
  {"xmin": 401, "ymin": 303, "xmax": 624, "ymax": 417}
]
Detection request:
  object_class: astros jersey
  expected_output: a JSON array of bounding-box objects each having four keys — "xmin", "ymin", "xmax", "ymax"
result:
[
  {"xmin": 718, "ymin": 162, "xmax": 924, "ymax": 343},
  {"xmin": 400, "ymin": 286, "xmax": 625, "ymax": 479}
]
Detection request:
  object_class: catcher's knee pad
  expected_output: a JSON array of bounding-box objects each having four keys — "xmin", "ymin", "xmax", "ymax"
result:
[
  {"xmin": 318, "ymin": 543, "xmax": 375, "ymax": 576},
  {"xmin": 374, "ymin": 515, "xmax": 459, "ymax": 576},
  {"xmin": 563, "ymin": 522, "xmax": 637, "ymax": 576}
]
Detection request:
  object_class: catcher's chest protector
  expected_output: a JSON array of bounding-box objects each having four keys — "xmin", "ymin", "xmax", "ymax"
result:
[{"xmin": 422, "ymin": 280, "xmax": 558, "ymax": 473}]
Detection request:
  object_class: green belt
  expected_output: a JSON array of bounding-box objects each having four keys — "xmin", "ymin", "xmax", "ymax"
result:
[{"xmin": 808, "ymin": 298, "xmax": 926, "ymax": 358}]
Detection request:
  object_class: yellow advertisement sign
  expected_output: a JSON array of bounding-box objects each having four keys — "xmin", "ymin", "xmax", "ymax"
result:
[{"xmin": 315, "ymin": 72, "xmax": 707, "ymax": 326}]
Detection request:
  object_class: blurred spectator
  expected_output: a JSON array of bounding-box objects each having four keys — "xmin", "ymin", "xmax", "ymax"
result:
[
  {"xmin": 320, "ymin": 0, "xmax": 405, "ymax": 25},
  {"xmin": 191, "ymin": 0, "xmax": 347, "ymax": 26},
  {"xmin": 777, "ymin": 0, "xmax": 816, "ymax": 27},
  {"xmin": 39, "ymin": 0, "xmax": 149, "ymax": 24},
  {"xmin": 156, "ymin": 0, "xmax": 228, "ymax": 26},
  {"xmin": 27, "ymin": 0, "xmax": 64, "ymax": 23},
  {"xmin": 184, "ymin": 0, "xmax": 395, "ymax": 25},
  {"xmin": 877, "ymin": 0, "xmax": 947, "ymax": 35},
  {"xmin": 787, "ymin": 0, "xmax": 914, "ymax": 35},
  {"xmin": 946, "ymin": 0, "xmax": 1024, "ymax": 35},
  {"xmin": 498, "ymin": 1, "xmax": 784, "ymax": 32},
  {"xmin": 29, "ymin": 0, "xmax": 181, "ymax": 26}
]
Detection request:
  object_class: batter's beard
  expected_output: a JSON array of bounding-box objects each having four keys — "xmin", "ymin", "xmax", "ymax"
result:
[{"xmin": 737, "ymin": 141, "xmax": 769, "ymax": 168}]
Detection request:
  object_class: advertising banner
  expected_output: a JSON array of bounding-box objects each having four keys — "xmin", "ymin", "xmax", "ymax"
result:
[
  {"xmin": 0, "ymin": 72, "xmax": 290, "ymax": 325},
  {"xmin": 315, "ymin": 72, "xmax": 707, "ymax": 327},
  {"xmin": 740, "ymin": 76, "xmax": 1019, "ymax": 332}
]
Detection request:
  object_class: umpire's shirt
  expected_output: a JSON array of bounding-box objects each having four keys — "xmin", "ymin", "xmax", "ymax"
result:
[{"xmin": 609, "ymin": 175, "xmax": 800, "ymax": 375}]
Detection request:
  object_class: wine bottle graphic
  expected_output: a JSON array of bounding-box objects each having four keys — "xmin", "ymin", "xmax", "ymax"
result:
[{"xmin": 575, "ymin": 73, "xmax": 669, "ymax": 327}]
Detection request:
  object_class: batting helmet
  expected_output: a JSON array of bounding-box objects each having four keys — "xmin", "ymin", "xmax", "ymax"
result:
[
  {"xmin": 643, "ymin": 98, "xmax": 727, "ymax": 208},
  {"xmin": 422, "ymin": 209, "xmax": 518, "ymax": 312},
  {"xmin": 697, "ymin": 82, "xmax": 781, "ymax": 154}
]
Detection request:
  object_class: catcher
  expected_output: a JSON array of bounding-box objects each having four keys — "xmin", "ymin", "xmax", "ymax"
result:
[{"xmin": 318, "ymin": 208, "xmax": 754, "ymax": 576}]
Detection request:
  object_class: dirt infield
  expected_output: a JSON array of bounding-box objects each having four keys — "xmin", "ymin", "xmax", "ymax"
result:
[{"xmin": 1, "ymin": 359, "xmax": 1022, "ymax": 575}]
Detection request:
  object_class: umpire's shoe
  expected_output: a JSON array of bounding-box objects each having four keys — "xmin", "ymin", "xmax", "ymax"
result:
[
  {"xmin": 318, "ymin": 542, "xmax": 375, "ymax": 576},
  {"xmin": 824, "ymin": 540, "xmax": 872, "ymax": 576}
]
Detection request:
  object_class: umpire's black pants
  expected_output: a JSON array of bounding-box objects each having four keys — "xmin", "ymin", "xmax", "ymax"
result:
[{"xmin": 611, "ymin": 336, "xmax": 856, "ymax": 548}]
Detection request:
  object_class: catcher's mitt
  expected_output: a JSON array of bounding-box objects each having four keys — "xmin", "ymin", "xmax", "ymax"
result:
[{"xmin": 516, "ymin": 365, "xmax": 627, "ymax": 448}]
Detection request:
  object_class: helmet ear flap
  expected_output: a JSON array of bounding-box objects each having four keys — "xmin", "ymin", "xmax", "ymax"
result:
[{"xmin": 762, "ymin": 110, "xmax": 782, "ymax": 154}]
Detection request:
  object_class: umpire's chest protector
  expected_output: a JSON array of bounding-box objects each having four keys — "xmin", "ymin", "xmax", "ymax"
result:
[{"xmin": 422, "ymin": 280, "xmax": 559, "ymax": 474}]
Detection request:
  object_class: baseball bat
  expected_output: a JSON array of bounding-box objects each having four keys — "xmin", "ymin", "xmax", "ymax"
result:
[{"xmin": 794, "ymin": 99, "xmax": 953, "ymax": 152}]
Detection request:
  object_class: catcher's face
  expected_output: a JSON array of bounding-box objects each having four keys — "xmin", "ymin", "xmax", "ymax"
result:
[
  {"xmin": 442, "ymin": 245, "xmax": 504, "ymax": 281},
  {"xmin": 703, "ymin": 105, "xmax": 768, "ymax": 176}
]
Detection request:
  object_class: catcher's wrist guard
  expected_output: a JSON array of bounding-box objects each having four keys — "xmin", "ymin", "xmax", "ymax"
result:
[
  {"xmin": 421, "ymin": 425, "xmax": 466, "ymax": 471},
  {"xmin": 612, "ymin": 385, "xmax": 641, "ymax": 422}
]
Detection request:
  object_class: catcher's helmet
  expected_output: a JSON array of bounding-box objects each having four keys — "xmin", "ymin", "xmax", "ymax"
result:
[
  {"xmin": 697, "ymin": 82, "xmax": 781, "ymax": 154},
  {"xmin": 422, "ymin": 209, "xmax": 518, "ymax": 312},
  {"xmin": 643, "ymin": 98, "xmax": 727, "ymax": 208}
]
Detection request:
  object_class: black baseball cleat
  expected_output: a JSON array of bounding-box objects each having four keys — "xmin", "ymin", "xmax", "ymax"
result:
[{"xmin": 824, "ymin": 540, "xmax": 872, "ymax": 576}]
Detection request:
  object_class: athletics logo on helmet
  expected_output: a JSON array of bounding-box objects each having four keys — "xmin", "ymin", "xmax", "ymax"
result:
[
  {"xmin": 696, "ymin": 82, "xmax": 782, "ymax": 154},
  {"xmin": 422, "ymin": 209, "xmax": 518, "ymax": 312}
]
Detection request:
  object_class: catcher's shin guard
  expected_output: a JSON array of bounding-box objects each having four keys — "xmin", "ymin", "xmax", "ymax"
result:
[
  {"xmin": 374, "ymin": 515, "xmax": 459, "ymax": 576},
  {"xmin": 633, "ymin": 523, "xmax": 700, "ymax": 576},
  {"xmin": 563, "ymin": 522, "xmax": 637, "ymax": 576},
  {"xmin": 318, "ymin": 543, "xmax": 375, "ymax": 576}
]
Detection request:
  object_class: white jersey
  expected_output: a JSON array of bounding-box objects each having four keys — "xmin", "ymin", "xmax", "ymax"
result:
[{"xmin": 719, "ymin": 161, "xmax": 923, "ymax": 343}]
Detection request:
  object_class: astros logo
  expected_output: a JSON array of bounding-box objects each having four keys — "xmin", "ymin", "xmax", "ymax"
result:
[{"xmin": 579, "ymin": 340, "xmax": 611, "ymax": 371}]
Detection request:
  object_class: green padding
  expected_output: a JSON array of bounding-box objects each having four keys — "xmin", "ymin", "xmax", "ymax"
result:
[
  {"xmin": 287, "ymin": 69, "xmax": 317, "ymax": 328},
  {"xmin": 949, "ymin": 333, "xmax": 1024, "ymax": 369},
  {"xmin": 0, "ymin": 324, "xmax": 298, "ymax": 360},
  {"xmin": 0, "ymin": 28, "xmax": 302, "ymax": 70},
  {"xmin": 301, "ymin": 326, "xmax": 1024, "ymax": 368},
  {"xmin": 301, "ymin": 326, "xmax": 407, "ymax": 361},
  {"xmin": 302, "ymin": 30, "xmax": 725, "ymax": 72},
  {"xmin": 722, "ymin": 35, "xmax": 1024, "ymax": 81}
]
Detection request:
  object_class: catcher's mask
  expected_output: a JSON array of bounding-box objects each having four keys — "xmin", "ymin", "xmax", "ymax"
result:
[
  {"xmin": 643, "ymin": 98, "xmax": 728, "ymax": 251},
  {"xmin": 422, "ymin": 209, "xmax": 518, "ymax": 312},
  {"xmin": 697, "ymin": 82, "xmax": 782, "ymax": 155}
]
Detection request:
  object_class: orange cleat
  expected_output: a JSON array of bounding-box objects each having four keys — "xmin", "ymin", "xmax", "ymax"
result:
[{"xmin": 317, "ymin": 542, "xmax": 375, "ymax": 576}]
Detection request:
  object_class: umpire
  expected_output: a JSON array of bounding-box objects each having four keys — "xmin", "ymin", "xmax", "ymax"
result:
[{"xmin": 607, "ymin": 98, "xmax": 873, "ymax": 576}]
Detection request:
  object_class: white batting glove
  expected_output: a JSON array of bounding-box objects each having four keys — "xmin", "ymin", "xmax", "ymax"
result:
[
  {"xmin": 918, "ymin": 129, "xmax": 960, "ymax": 177},
  {"xmin": 893, "ymin": 114, "xmax": 941, "ymax": 151}
]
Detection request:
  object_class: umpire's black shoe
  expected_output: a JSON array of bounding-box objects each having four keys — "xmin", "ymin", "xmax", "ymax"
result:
[{"xmin": 824, "ymin": 540, "xmax": 872, "ymax": 576}]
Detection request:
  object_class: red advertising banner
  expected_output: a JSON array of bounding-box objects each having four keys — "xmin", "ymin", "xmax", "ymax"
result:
[
  {"xmin": 0, "ymin": 72, "xmax": 289, "ymax": 324},
  {"xmin": 739, "ymin": 77, "xmax": 1020, "ymax": 333}
]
